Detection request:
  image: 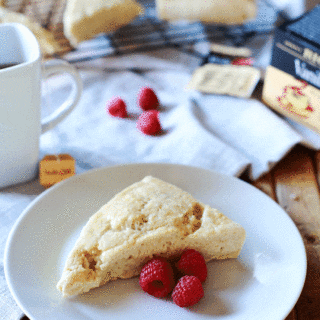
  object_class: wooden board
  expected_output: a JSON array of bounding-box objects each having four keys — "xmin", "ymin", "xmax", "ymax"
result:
[{"xmin": 250, "ymin": 145, "xmax": 320, "ymax": 319}]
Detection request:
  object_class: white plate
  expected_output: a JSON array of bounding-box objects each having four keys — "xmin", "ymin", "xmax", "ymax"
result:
[{"xmin": 4, "ymin": 163, "xmax": 306, "ymax": 320}]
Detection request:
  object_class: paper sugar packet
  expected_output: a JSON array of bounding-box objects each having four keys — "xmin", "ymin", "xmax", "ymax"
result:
[{"xmin": 187, "ymin": 63, "xmax": 261, "ymax": 98}]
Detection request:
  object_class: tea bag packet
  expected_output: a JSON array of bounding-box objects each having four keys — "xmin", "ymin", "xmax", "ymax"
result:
[
  {"xmin": 39, "ymin": 154, "xmax": 76, "ymax": 188},
  {"xmin": 187, "ymin": 63, "xmax": 261, "ymax": 98},
  {"xmin": 210, "ymin": 43, "xmax": 252, "ymax": 58}
]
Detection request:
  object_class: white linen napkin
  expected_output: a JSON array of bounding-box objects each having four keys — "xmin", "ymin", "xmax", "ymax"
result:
[
  {"xmin": 40, "ymin": 66, "xmax": 251, "ymax": 177},
  {"xmin": 0, "ymin": 187, "xmax": 41, "ymax": 320},
  {"xmin": 39, "ymin": 49, "xmax": 320, "ymax": 181}
]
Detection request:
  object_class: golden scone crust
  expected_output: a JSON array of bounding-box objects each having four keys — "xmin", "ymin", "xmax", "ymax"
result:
[
  {"xmin": 63, "ymin": 0, "xmax": 144, "ymax": 46},
  {"xmin": 57, "ymin": 176, "xmax": 246, "ymax": 297}
]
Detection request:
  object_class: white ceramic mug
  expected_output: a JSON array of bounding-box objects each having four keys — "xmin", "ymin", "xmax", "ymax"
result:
[{"xmin": 0, "ymin": 23, "xmax": 82, "ymax": 189}]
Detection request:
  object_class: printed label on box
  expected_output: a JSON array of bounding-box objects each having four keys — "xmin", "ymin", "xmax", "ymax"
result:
[
  {"xmin": 271, "ymin": 30, "xmax": 320, "ymax": 90},
  {"xmin": 263, "ymin": 6, "xmax": 320, "ymax": 134},
  {"xmin": 263, "ymin": 65, "xmax": 320, "ymax": 133}
]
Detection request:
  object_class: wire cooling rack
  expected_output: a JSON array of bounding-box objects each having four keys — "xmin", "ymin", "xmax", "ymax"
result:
[
  {"xmin": 4, "ymin": 0, "xmax": 287, "ymax": 64},
  {"xmin": 64, "ymin": 0, "xmax": 285, "ymax": 63}
]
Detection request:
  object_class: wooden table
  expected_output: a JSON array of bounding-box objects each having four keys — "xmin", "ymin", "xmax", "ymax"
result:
[
  {"xmin": 239, "ymin": 79, "xmax": 320, "ymax": 319},
  {"xmin": 239, "ymin": 143, "xmax": 320, "ymax": 320}
]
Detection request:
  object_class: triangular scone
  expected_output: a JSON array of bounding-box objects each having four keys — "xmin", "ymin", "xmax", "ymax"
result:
[
  {"xmin": 156, "ymin": 0, "xmax": 256, "ymax": 25},
  {"xmin": 57, "ymin": 176, "xmax": 246, "ymax": 297},
  {"xmin": 63, "ymin": 0, "xmax": 144, "ymax": 46}
]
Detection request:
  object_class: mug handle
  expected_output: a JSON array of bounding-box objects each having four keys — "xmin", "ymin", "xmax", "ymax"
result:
[{"xmin": 41, "ymin": 59, "xmax": 83, "ymax": 134}]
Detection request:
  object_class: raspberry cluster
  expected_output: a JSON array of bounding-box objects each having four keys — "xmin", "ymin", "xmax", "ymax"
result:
[
  {"xmin": 139, "ymin": 249, "xmax": 207, "ymax": 308},
  {"xmin": 105, "ymin": 86, "xmax": 162, "ymax": 136}
]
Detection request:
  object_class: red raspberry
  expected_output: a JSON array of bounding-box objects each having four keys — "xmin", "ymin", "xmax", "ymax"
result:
[
  {"xmin": 138, "ymin": 87, "xmax": 159, "ymax": 111},
  {"xmin": 137, "ymin": 110, "xmax": 161, "ymax": 135},
  {"xmin": 139, "ymin": 257, "xmax": 175, "ymax": 298},
  {"xmin": 306, "ymin": 105, "xmax": 314, "ymax": 112},
  {"xmin": 106, "ymin": 97, "xmax": 128, "ymax": 118},
  {"xmin": 232, "ymin": 57, "xmax": 254, "ymax": 66},
  {"xmin": 172, "ymin": 275, "xmax": 204, "ymax": 307},
  {"xmin": 176, "ymin": 249, "xmax": 207, "ymax": 283}
]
